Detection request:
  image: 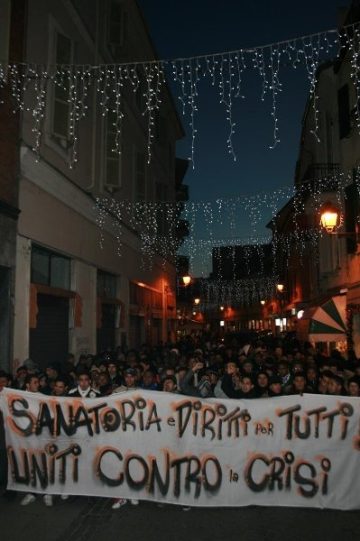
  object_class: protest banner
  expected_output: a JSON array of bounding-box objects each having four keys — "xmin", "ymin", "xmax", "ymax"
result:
[{"xmin": 0, "ymin": 388, "xmax": 360, "ymax": 509}]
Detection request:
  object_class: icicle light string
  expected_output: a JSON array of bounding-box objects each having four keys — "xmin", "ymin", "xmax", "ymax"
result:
[
  {"xmin": 94, "ymin": 165, "xmax": 356, "ymax": 274},
  {"xmin": 199, "ymin": 276, "xmax": 279, "ymax": 307},
  {"xmin": 1, "ymin": 25, "xmax": 359, "ymax": 165}
]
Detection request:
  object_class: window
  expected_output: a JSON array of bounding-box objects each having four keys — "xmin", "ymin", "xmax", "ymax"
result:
[
  {"xmin": 338, "ymin": 84, "xmax": 351, "ymax": 139},
  {"xmin": 53, "ymin": 31, "xmax": 73, "ymax": 143},
  {"xmin": 107, "ymin": 0, "xmax": 127, "ymax": 58},
  {"xmin": 0, "ymin": 1, "xmax": 11, "ymax": 65},
  {"xmin": 104, "ymin": 110, "xmax": 122, "ymax": 189},
  {"xmin": 31, "ymin": 245, "xmax": 71, "ymax": 290},
  {"xmin": 97, "ymin": 270, "xmax": 117, "ymax": 298},
  {"xmin": 134, "ymin": 150, "xmax": 146, "ymax": 201}
]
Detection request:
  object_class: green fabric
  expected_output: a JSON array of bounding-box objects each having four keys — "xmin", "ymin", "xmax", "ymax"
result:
[
  {"xmin": 321, "ymin": 299, "xmax": 346, "ymax": 331},
  {"xmin": 309, "ymin": 319, "xmax": 345, "ymax": 335}
]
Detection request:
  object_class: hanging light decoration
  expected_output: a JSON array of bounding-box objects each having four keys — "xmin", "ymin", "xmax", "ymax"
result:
[{"xmin": 0, "ymin": 24, "xmax": 358, "ymax": 166}]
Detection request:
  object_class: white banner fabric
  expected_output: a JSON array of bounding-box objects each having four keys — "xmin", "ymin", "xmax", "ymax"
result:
[{"xmin": 1, "ymin": 388, "xmax": 360, "ymax": 509}]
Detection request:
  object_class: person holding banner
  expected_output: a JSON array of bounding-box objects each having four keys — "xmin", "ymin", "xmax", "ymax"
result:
[
  {"xmin": 67, "ymin": 370, "xmax": 100, "ymax": 398},
  {"xmin": 52, "ymin": 376, "xmax": 69, "ymax": 397},
  {"xmin": 19, "ymin": 375, "xmax": 54, "ymax": 507},
  {"xmin": 0, "ymin": 371, "xmax": 11, "ymax": 392},
  {"xmin": 162, "ymin": 375, "xmax": 178, "ymax": 393},
  {"xmin": 347, "ymin": 376, "xmax": 360, "ymax": 397},
  {"xmin": 112, "ymin": 367, "xmax": 139, "ymax": 509},
  {"xmin": 113, "ymin": 367, "xmax": 138, "ymax": 394}
]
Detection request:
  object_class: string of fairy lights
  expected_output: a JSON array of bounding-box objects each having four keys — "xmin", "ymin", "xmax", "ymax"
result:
[
  {"xmin": 95, "ymin": 167, "xmax": 360, "ymax": 299},
  {"xmin": 1, "ymin": 21, "xmax": 360, "ymax": 302},
  {"xmin": 1, "ymin": 24, "xmax": 360, "ymax": 166}
]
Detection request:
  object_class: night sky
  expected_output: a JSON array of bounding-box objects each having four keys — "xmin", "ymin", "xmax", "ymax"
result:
[{"xmin": 137, "ymin": 0, "xmax": 349, "ymax": 274}]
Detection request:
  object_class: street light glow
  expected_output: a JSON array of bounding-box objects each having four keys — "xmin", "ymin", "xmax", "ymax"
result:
[{"xmin": 320, "ymin": 201, "xmax": 340, "ymax": 233}]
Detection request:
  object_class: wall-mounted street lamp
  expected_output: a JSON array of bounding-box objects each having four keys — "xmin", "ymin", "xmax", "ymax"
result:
[
  {"xmin": 260, "ymin": 299, "xmax": 266, "ymax": 306},
  {"xmin": 182, "ymin": 275, "xmax": 191, "ymax": 286},
  {"xmin": 320, "ymin": 201, "xmax": 359, "ymax": 240},
  {"xmin": 194, "ymin": 297, "xmax": 200, "ymax": 305},
  {"xmin": 276, "ymin": 283, "xmax": 284, "ymax": 293},
  {"xmin": 319, "ymin": 201, "xmax": 339, "ymax": 233},
  {"xmin": 220, "ymin": 305, "xmax": 224, "ymax": 311}
]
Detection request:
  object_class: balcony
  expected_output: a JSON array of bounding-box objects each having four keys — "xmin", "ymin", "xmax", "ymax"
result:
[{"xmin": 296, "ymin": 163, "xmax": 341, "ymax": 193}]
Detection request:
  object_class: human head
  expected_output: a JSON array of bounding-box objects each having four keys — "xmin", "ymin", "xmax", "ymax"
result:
[
  {"xmin": 107, "ymin": 362, "xmax": 118, "ymax": 377},
  {"xmin": 0, "ymin": 371, "xmax": 10, "ymax": 391},
  {"xmin": 38, "ymin": 373, "xmax": 48, "ymax": 388},
  {"xmin": 269, "ymin": 375, "xmax": 282, "ymax": 395},
  {"xmin": 90, "ymin": 365, "xmax": 100, "ymax": 385},
  {"xmin": 348, "ymin": 376, "xmax": 360, "ymax": 397},
  {"xmin": 98, "ymin": 372, "xmax": 110, "ymax": 387},
  {"xmin": 124, "ymin": 368, "xmax": 137, "ymax": 388},
  {"xmin": 327, "ymin": 374, "xmax": 344, "ymax": 396},
  {"xmin": 67, "ymin": 353, "xmax": 75, "ymax": 365},
  {"xmin": 225, "ymin": 361, "xmax": 238, "ymax": 376},
  {"xmin": 292, "ymin": 361, "xmax": 304, "ymax": 374},
  {"xmin": 98, "ymin": 362, "xmax": 108, "ymax": 373},
  {"xmin": 278, "ymin": 361, "xmax": 289, "ymax": 377},
  {"xmin": 25, "ymin": 374, "xmax": 40, "ymax": 393},
  {"xmin": 242, "ymin": 360, "xmax": 254, "ymax": 374},
  {"xmin": 45, "ymin": 364, "xmax": 59, "ymax": 381},
  {"xmin": 240, "ymin": 375, "xmax": 254, "ymax": 394},
  {"xmin": 163, "ymin": 375, "xmax": 177, "ymax": 393},
  {"xmin": 53, "ymin": 377, "xmax": 68, "ymax": 396},
  {"xmin": 142, "ymin": 370, "xmax": 155, "ymax": 387},
  {"xmin": 16, "ymin": 366, "xmax": 27, "ymax": 382},
  {"xmin": 165, "ymin": 367, "xmax": 176, "ymax": 377},
  {"xmin": 206, "ymin": 369, "xmax": 219, "ymax": 386},
  {"xmin": 318, "ymin": 369, "xmax": 334, "ymax": 394},
  {"xmin": 293, "ymin": 372, "xmax": 307, "ymax": 393},
  {"xmin": 23, "ymin": 358, "xmax": 39, "ymax": 374},
  {"xmin": 77, "ymin": 370, "xmax": 91, "ymax": 391},
  {"xmin": 256, "ymin": 371, "xmax": 269, "ymax": 389},
  {"xmin": 306, "ymin": 366, "xmax": 318, "ymax": 382}
]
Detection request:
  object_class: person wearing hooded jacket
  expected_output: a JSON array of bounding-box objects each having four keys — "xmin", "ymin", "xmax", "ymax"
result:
[{"xmin": 180, "ymin": 361, "xmax": 213, "ymax": 398}]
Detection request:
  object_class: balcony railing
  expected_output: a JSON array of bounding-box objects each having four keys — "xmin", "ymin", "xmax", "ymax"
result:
[{"xmin": 296, "ymin": 163, "xmax": 341, "ymax": 193}]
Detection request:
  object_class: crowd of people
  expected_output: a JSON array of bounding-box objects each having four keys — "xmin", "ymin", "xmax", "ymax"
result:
[{"xmin": 1, "ymin": 334, "xmax": 360, "ymax": 509}]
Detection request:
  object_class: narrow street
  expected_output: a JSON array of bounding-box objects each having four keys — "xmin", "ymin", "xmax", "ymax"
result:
[{"xmin": 1, "ymin": 494, "xmax": 359, "ymax": 541}]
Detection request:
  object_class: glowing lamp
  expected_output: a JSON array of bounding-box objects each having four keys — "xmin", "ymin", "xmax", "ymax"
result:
[
  {"xmin": 320, "ymin": 202, "xmax": 340, "ymax": 234},
  {"xmin": 276, "ymin": 284, "xmax": 284, "ymax": 293},
  {"xmin": 182, "ymin": 275, "xmax": 191, "ymax": 286},
  {"xmin": 194, "ymin": 298, "xmax": 200, "ymax": 305}
]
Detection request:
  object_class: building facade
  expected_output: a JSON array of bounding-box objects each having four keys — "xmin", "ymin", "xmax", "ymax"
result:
[
  {"xmin": 272, "ymin": 4, "xmax": 360, "ymax": 355},
  {"xmin": 1, "ymin": 0, "xmax": 186, "ymax": 370},
  {"xmin": 0, "ymin": 0, "xmax": 25, "ymax": 370}
]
